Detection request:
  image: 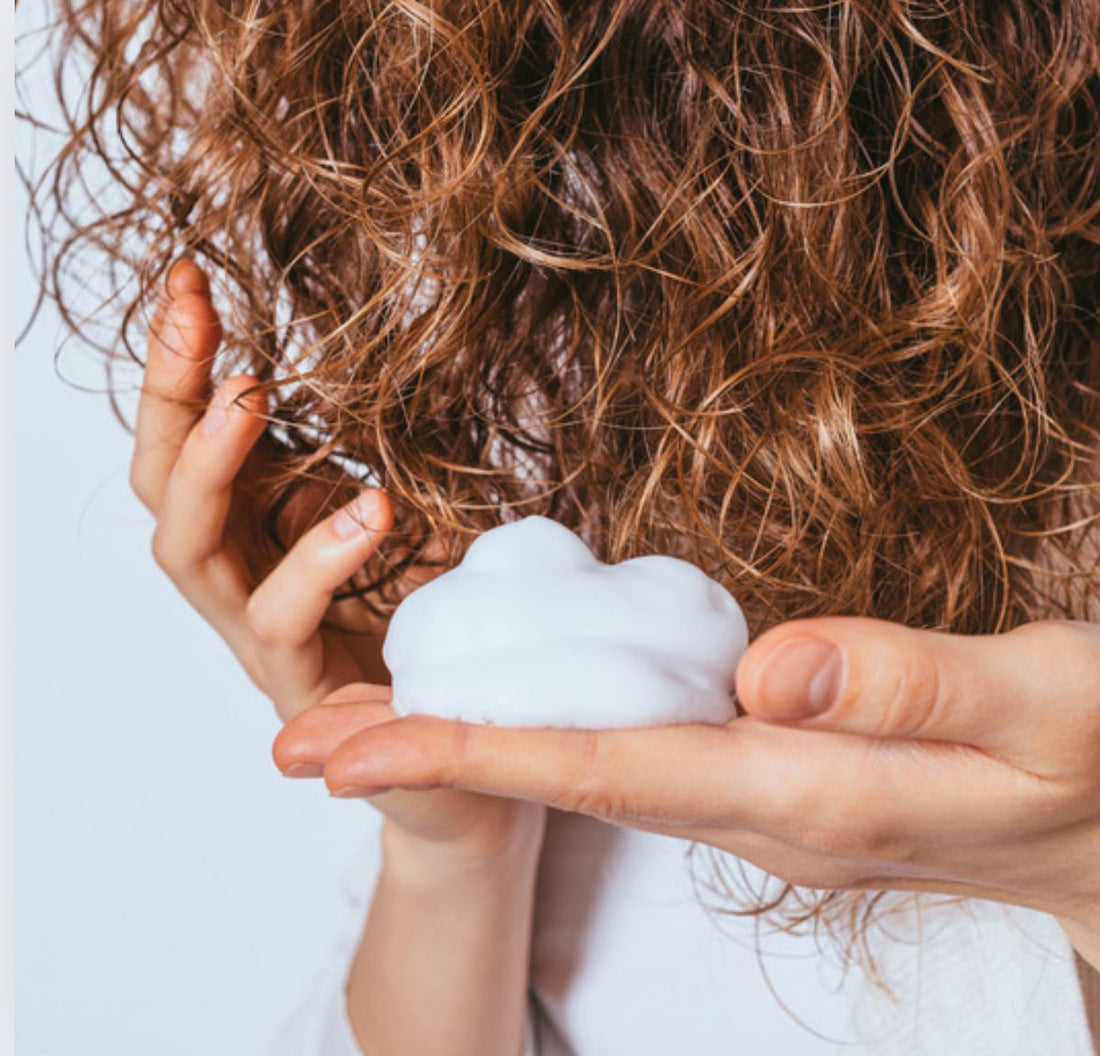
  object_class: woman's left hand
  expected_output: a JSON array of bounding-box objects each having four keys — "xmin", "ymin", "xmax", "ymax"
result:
[{"xmin": 273, "ymin": 616, "xmax": 1100, "ymax": 967}]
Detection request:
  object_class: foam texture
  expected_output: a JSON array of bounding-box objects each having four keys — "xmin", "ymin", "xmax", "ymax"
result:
[{"xmin": 382, "ymin": 516, "xmax": 749, "ymax": 728}]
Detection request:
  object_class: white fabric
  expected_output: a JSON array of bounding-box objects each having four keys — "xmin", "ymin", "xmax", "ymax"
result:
[{"xmin": 261, "ymin": 808, "xmax": 1094, "ymax": 1055}]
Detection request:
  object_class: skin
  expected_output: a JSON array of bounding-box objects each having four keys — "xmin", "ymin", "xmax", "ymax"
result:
[
  {"xmin": 278, "ymin": 615, "xmax": 1100, "ymax": 973},
  {"xmin": 136, "ymin": 259, "xmax": 1100, "ymax": 1039},
  {"xmin": 132, "ymin": 259, "xmax": 544, "ymax": 1055}
]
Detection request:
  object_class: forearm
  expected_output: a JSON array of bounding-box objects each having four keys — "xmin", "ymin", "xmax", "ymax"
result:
[{"xmin": 344, "ymin": 812, "xmax": 546, "ymax": 1056}]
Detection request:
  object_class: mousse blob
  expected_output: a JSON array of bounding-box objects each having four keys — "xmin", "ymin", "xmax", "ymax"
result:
[{"xmin": 382, "ymin": 516, "xmax": 749, "ymax": 728}]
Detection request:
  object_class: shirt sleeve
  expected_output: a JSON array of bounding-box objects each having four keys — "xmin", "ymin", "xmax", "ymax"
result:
[{"xmin": 258, "ymin": 818, "xmax": 542, "ymax": 1056}]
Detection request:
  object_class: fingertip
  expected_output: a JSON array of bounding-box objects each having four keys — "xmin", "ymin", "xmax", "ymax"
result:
[
  {"xmin": 322, "ymin": 766, "xmax": 357, "ymax": 796},
  {"xmin": 373, "ymin": 487, "xmax": 395, "ymax": 531},
  {"xmin": 166, "ymin": 258, "xmax": 210, "ymax": 300},
  {"xmin": 271, "ymin": 725, "xmax": 308, "ymax": 772},
  {"xmin": 273, "ymin": 699, "xmax": 398, "ymax": 772},
  {"xmin": 735, "ymin": 618, "xmax": 853, "ymax": 720},
  {"xmin": 332, "ymin": 487, "xmax": 393, "ymax": 542},
  {"xmin": 327, "ymin": 785, "xmax": 373, "ymax": 798},
  {"xmin": 271, "ymin": 709, "xmax": 348, "ymax": 775}
]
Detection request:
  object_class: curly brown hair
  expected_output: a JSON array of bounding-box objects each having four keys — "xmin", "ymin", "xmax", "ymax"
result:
[{"xmin": 21, "ymin": 0, "xmax": 1100, "ymax": 973}]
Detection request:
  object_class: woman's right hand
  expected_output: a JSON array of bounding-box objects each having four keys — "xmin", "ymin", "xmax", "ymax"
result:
[
  {"xmin": 130, "ymin": 258, "xmax": 395, "ymax": 724},
  {"xmin": 132, "ymin": 259, "xmax": 546, "ymax": 859}
]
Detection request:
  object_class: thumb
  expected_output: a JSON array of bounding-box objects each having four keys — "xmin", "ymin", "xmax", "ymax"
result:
[{"xmin": 735, "ymin": 617, "xmax": 1100, "ymax": 759}]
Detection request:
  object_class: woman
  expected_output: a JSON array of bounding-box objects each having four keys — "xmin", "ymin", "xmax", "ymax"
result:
[{"xmin": 31, "ymin": 0, "xmax": 1100, "ymax": 1051}]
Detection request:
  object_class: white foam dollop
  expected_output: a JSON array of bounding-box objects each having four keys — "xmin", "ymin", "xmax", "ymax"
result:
[{"xmin": 381, "ymin": 516, "xmax": 749, "ymax": 728}]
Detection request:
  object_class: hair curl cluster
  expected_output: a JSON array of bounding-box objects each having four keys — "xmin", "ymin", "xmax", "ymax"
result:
[{"xmin": 23, "ymin": 0, "xmax": 1100, "ymax": 974}]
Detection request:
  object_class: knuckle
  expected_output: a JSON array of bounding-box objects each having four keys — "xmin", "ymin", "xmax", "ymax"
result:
[
  {"xmin": 792, "ymin": 775, "xmax": 912, "ymax": 869},
  {"xmin": 1022, "ymin": 620, "xmax": 1100, "ymax": 694},
  {"xmin": 149, "ymin": 525, "xmax": 177, "ymax": 575},
  {"xmin": 790, "ymin": 787, "xmax": 883, "ymax": 863},
  {"xmin": 151, "ymin": 519, "xmax": 209, "ymax": 580},
  {"xmin": 776, "ymin": 777, "xmax": 833, "ymax": 850},
  {"xmin": 886, "ymin": 650, "xmax": 944, "ymax": 739},
  {"xmin": 128, "ymin": 463, "xmax": 155, "ymax": 510},
  {"xmin": 166, "ymin": 449, "xmax": 202, "ymax": 494},
  {"xmin": 441, "ymin": 720, "xmax": 475, "ymax": 788},
  {"xmin": 796, "ymin": 818, "xmax": 857, "ymax": 860},
  {"xmin": 393, "ymin": 715, "xmax": 449, "ymax": 787},
  {"xmin": 292, "ymin": 538, "xmax": 331, "ymax": 578},
  {"xmin": 846, "ymin": 811, "xmax": 908, "ymax": 863},
  {"xmin": 244, "ymin": 590, "xmax": 283, "ymax": 645}
]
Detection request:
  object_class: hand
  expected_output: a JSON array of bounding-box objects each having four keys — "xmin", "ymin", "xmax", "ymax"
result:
[
  {"xmin": 131, "ymin": 258, "xmax": 398, "ymax": 722},
  {"xmin": 274, "ymin": 684, "xmax": 547, "ymax": 861},
  {"xmin": 136, "ymin": 260, "xmax": 545, "ymax": 857},
  {"xmin": 270, "ymin": 616, "xmax": 1100, "ymax": 960}
]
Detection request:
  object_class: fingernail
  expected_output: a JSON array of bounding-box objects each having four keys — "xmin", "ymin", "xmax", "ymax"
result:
[
  {"xmin": 756, "ymin": 637, "xmax": 845, "ymax": 719},
  {"xmin": 329, "ymin": 786, "xmax": 363, "ymax": 798},
  {"xmin": 333, "ymin": 491, "xmax": 380, "ymax": 540},
  {"xmin": 282, "ymin": 763, "xmax": 322, "ymax": 778},
  {"xmin": 203, "ymin": 388, "xmax": 230, "ymax": 435}
]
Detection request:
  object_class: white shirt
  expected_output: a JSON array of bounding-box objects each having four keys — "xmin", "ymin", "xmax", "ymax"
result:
[{"xmin": 262, "ymin": 807, "xmax": 1094, "ymax": 1055}]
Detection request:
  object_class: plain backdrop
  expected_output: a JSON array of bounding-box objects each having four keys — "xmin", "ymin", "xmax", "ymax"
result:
[
  {"xmin": 14, "ymin": 12, "xmax": 375, "ymax": 1055},
  {"xmin": 4, "ymin": 0, "xmax": 18, "ymax": 1049},
  {"xmin": 14, "ymin": 213, "xmax": 376, "ymax": 1053}
]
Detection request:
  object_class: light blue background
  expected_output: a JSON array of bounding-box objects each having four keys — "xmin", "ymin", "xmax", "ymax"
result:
[{"xmin": 15, "ymin": 17, "xmax": 374, "ymax": 1052}]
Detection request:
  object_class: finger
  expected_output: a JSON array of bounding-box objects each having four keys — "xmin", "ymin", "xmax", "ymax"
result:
[
  {"xmin": 165, "ymin": 258, "xmax": 210, "ymax": 299},
  {"xmin": 319, "ymin": 713, "xmax": 1060, "ymax": 897},
  {"xmin": 243, "ymin": 490, "xmax": 393, "ymax": 699},
  {"xmin": 735, "ymin": 616, "xmax": 1100, "ymax": 768},
  {"xmin": 305, "ymin": 715, "xmax": 757, "ymax": 821},
  {"xmin": 246, "ymin": 490, "xmax": 393, "ymax": 649},
  {"xmin": 131, "ymin": 262, "xmax": 222, "ymax": 513},
  {"xmin": 285, "ymin": 711, "xmax": 734, "ymax": 818},
  {"xmin": 272, "ymin": 694, "xmax": 395, "ymax": 776},
  {"xmin": 304, "ymin": 711, "xmax": 1012, "ymax": 847},
  {"xmin": 280, "ymin": 690, "xmax": 1064, "ymax": 896},
  {"xmin": 151, "ymin": 375, "xmax": 270, "ymax": 614}
]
